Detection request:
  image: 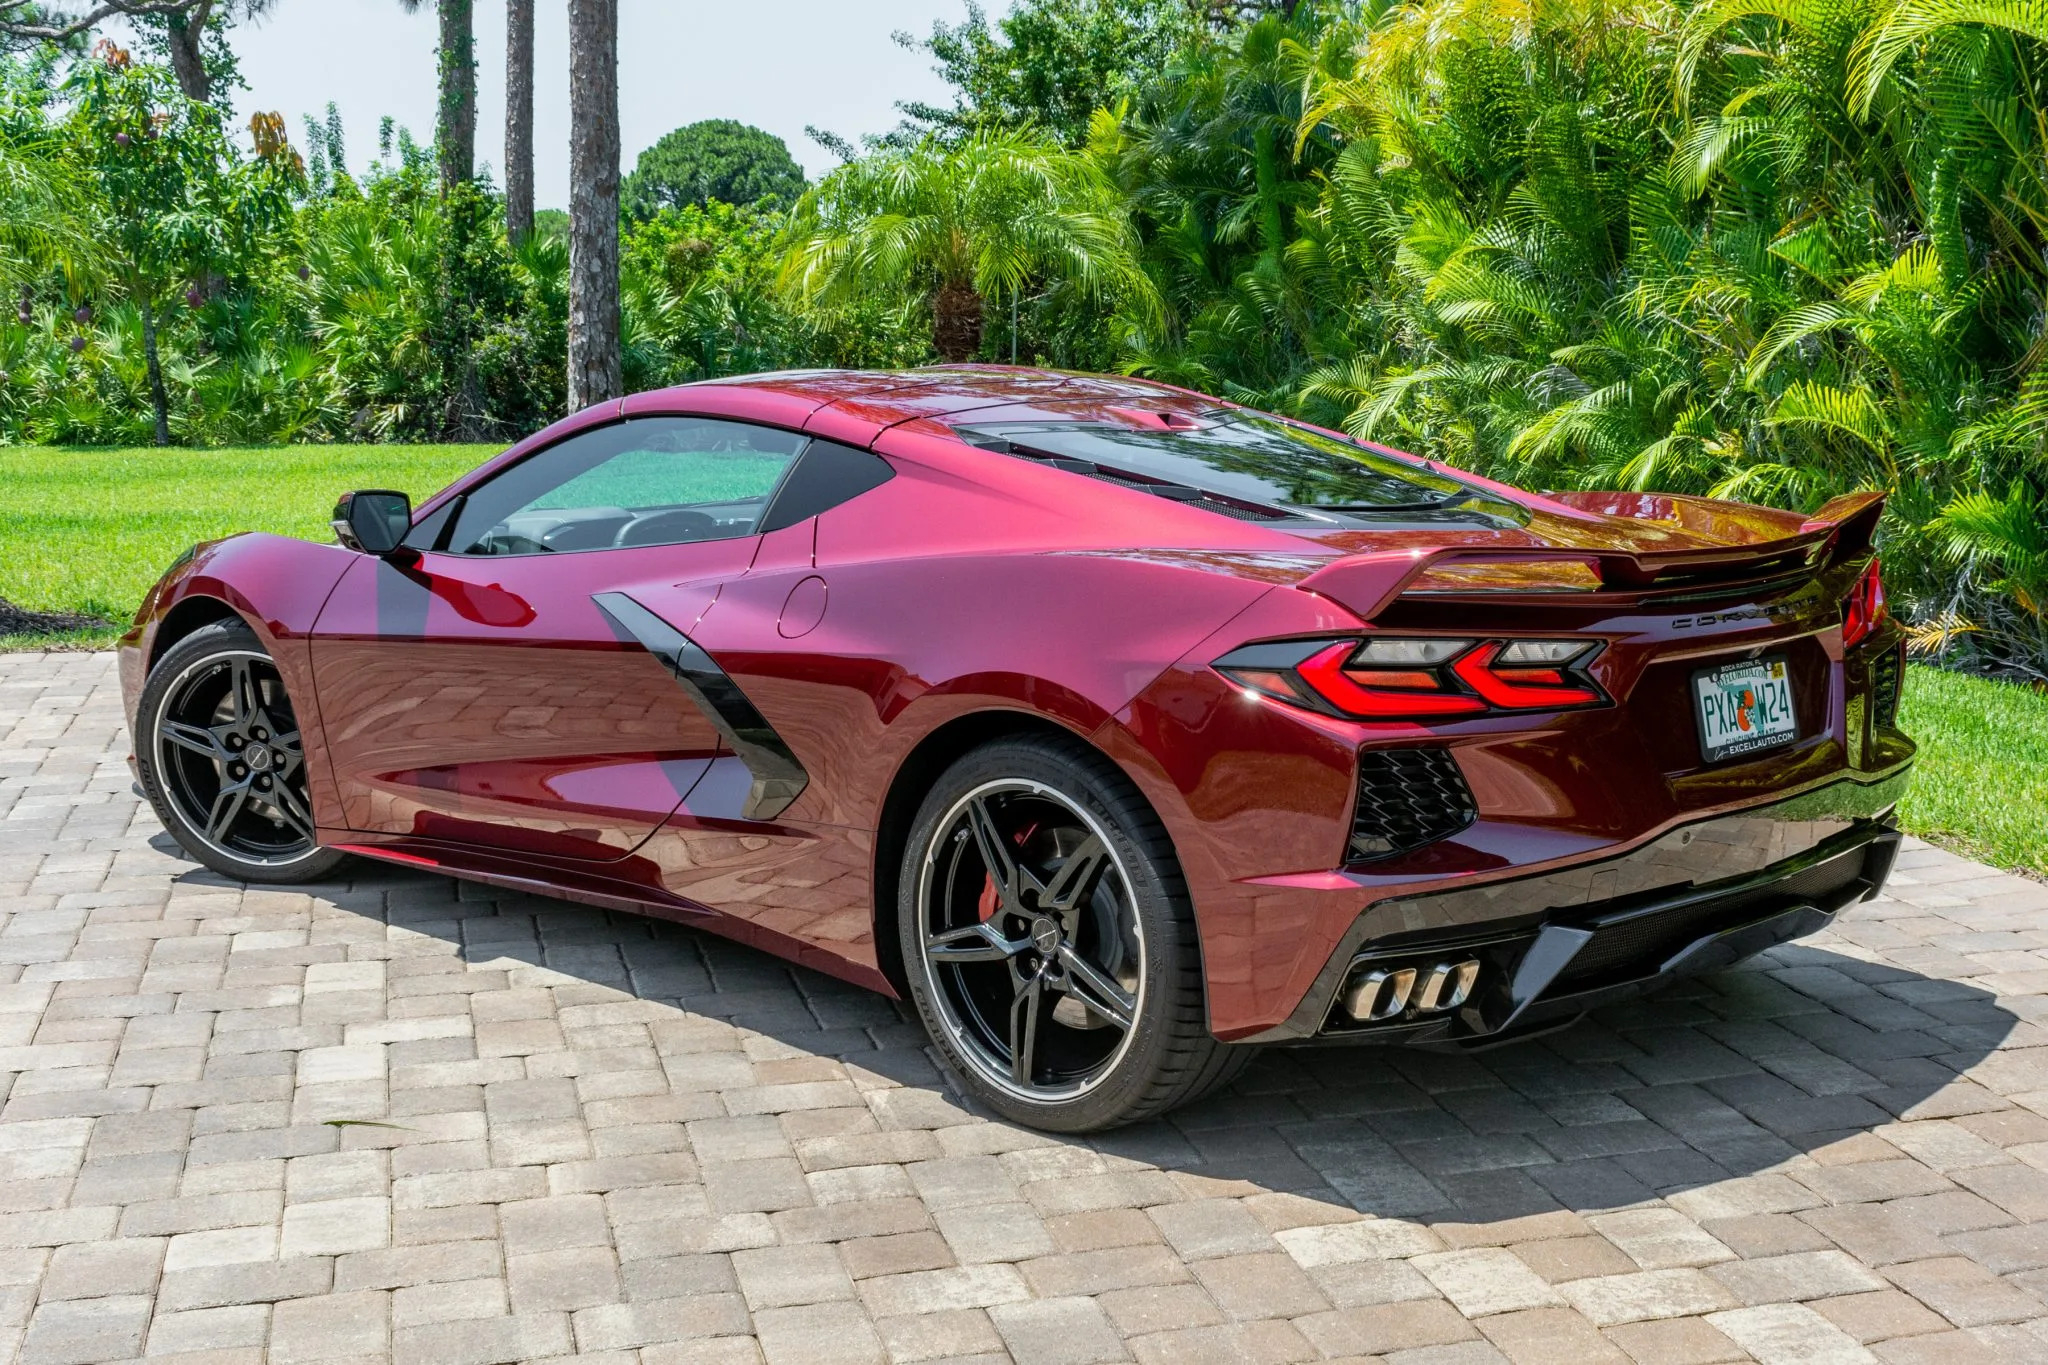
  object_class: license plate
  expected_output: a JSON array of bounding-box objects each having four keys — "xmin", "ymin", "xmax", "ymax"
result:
[{"xmin": 1692, "ymin": 656, "xmax": 1798, "ymax": 762}]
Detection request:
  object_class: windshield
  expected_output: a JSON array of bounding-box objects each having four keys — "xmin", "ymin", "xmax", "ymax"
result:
[{"xmin": 954, "ymin": 413, "xmax": 1481, "ymax": 513}]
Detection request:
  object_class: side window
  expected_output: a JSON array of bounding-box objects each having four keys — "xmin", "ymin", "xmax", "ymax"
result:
[
  {"xmin": 759, "ymin": 440, "xmax": 894, "ymax": 532},
  {"xmin": 442, "ymin": 417, "xmax": 808, "ymax": 556}
]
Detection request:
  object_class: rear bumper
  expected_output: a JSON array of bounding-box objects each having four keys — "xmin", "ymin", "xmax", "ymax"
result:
[{"xmin": 1238, "ymin": 769, "xmax": 1907, "ymax": 1044}]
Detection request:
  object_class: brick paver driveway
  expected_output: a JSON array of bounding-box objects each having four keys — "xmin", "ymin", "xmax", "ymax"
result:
[{"xmin": 5, "ymin": 651, "xmax": 2048, "ymax": 1364}]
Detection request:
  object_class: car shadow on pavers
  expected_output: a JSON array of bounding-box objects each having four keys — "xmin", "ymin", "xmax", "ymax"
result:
[
  {"xmin": 27, "ymin": 656, "xmax": 2048, "ymax": 1361},
  {"xmin": 118, "ymin": 843, "xmax": 2048, "ymax": 1364},
  {"xmin": 1156, "ymin": 945, "xmax": 2024, "ymax": 1221},
  {"xmin": 205, "ymin": 846, "xmax": 2026, "ymax": 1229}
]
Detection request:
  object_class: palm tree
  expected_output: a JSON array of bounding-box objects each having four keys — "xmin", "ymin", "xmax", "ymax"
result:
[
  {"xmin": 782, "ymin": 131, "xmax": 1152, "ymax": 363},
  {"xmin": 0, "ymin": 121, "xmax": 92, "ymax": 294},
  {"xmin": 1107, "ymin": 10, "xmax": 1341, "ymax": 400},
  {"xmin": 505, "ymin": 0, "xmax": 533, "ymax": 244},
  {"xmin": 567, "ymin": 0, "xmax": 621, "ymax": 408},
  {"xmin": 396, "ymin": 0, "xmax": 475, "ymax": 194}
]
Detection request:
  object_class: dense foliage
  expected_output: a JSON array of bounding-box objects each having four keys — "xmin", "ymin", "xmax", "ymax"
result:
[
  {"xmin": 895, "ymin": 0, "xmax": 1203, "ymax": 145},
  {"xmin": 783, "ymin": 131, "xmax": 1152, "ymax": 363},
  {"xmin": 0, "ymin": 58, "xmax": 913, "ymax": 445},
  {"xmin": 3, "ymin": 0, "xmax": 2048, "ymax": 674},
  {"xmin": 973, "ymin": 0, "xmax": 2048, "ymax": 677},
  {"xmin": 622, "ymin": 119, "xmax": 807, "ymax": 217}
]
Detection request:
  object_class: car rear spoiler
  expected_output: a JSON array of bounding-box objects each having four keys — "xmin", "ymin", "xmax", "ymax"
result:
[{"xmin": 1298, "ymin": 490, "xmax": 1885, "ymax": 621}]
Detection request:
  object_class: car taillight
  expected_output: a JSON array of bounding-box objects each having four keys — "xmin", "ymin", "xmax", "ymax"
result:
[
  {"xmin": 1451, "ymin": 642, "xmax": 1602, "ymax": 708},
  {"xmin": 1215, "ymin": 637, "xmax": 1604, "ymax": 720},
  {"xmin": 1842, "ymin": 557, "xmax": 1886, "ymax": 647},
  {"xmin": 1297, "ymin": 642, "xmax": 1487, "ymax": 718}
]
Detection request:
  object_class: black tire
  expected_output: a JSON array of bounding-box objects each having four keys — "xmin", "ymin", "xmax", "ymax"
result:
[
  {"xmin": 897, "ymin": 733, "xmax": 1250, "ymax": 1132},
  {"xmin": 136, "ymin": 618, "xmax": 347, "ymax": 885}
]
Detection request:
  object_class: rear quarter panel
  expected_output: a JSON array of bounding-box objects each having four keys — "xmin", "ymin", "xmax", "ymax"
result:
[{"xmin": 689, "ymin": 551, "xmax": 1283, "ymax": 827}]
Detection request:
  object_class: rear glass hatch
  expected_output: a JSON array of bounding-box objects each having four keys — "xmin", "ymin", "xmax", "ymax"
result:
[{"xmin": 952, "ymin": 412, "xmax": 1527, "ymax": 527}]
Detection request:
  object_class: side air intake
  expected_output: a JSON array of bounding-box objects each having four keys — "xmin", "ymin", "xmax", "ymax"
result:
[
  {"xmin": 1870, "ymin": 646, "xmax": 1902, "ymax": 730},
  {"xmin": 1350, "ymin": 746, "xmax": 1477, "ymax": 861}
]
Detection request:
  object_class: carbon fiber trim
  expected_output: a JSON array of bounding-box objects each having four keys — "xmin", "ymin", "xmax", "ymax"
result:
[{"xmin": 591, "ymin": 591, "xmax": 809, "ymax": 821}]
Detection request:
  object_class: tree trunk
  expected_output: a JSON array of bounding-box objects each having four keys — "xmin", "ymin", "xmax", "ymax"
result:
[
  {"xmin": 505, "ymin": 0, "xmax": 535, "ymax": 245},
  {"xmin": 567, "ymin": 0, "xmax": 621, "ymax": 410},
  {"xmin": 932, "ymin": 279, "xmax": 983, "ymax": 363},
  {"xmin": 435, "ymin": 188, "xmax": 485, "ymax": 441},
  {"xmin": 436, "ymin": 0, "xmax": 477, "ymax": 194},
  {"xmin": 139, "ymin": 294, "xmax": 171, "ymax": 447},
  {"xmin": 162, "ymin": 4, "xmax": 214, "ymax": 104}
]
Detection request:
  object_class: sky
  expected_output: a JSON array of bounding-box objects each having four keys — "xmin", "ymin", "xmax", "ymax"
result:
[{"xmin": 123, "ymin": 0, "xmax": 972, "ymax": 207}]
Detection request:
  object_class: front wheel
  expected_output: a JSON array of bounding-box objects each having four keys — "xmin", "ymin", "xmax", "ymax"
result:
[
  {"xmin": 898, "ymin": 734, "xmax": 1249, "ymax": 1132},
  {"xmin": 136, "ymin": 618, "xmax": 346, "ymax": 884}
]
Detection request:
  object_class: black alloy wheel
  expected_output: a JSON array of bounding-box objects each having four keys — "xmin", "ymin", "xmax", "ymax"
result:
[
  {"xmin": 899, "ymin": 735, "xmax": 1250, "ymax": 1131},
  {"xmin": 920, "ymin": 778, "xmax": 1144, "ymax": 1099},
  {"xmin": 137, "ymin": 619, "xmax": 345, "ymax": 883}
]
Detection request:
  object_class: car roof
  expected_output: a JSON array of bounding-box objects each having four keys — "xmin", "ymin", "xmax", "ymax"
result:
[{"xmin": 671, "ymin": 366, "xmax": 1222, "ymax": 429}]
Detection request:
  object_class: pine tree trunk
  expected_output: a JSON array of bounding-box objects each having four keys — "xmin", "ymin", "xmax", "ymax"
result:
[
  {"xmin": 435, "ymin": 189, "xmax": 485, "ymax": 441},
  {"xmin": 932, "ymin": 279, "xmax": 984, "ymax": 363},
  {"xmin": 567, "ymin": 0, "xmax": 621, "ymax": 410},
  {"xmin": 436, "ymin": 0, "xmax": 477, "ymax": 194},
  {"xmin": 505, "ymin": 0, "xmax": 535, "ymax": 245},
  {"xmin": 139, "ymin": 294, "xmax": 171, "ymax": 447}
]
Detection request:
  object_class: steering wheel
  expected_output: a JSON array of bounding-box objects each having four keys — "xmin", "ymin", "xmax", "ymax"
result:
[
  {"xmin": 474, "ymin": 530, "xmax": 550, "ymax": 556},
  {"xmin": 613, "ymin": 508, "xmax": 721, "ymax": 547}
]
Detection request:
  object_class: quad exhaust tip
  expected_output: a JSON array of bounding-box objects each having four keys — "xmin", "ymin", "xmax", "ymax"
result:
[{"xmin": 1343, "ymin": 958, "xmax": 1480, "ymax": 1022}]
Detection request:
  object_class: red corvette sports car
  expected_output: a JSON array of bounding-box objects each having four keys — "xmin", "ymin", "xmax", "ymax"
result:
[{"xmin": 121, "ymin": 367, "xmax": 1912, "ymax": 1131}]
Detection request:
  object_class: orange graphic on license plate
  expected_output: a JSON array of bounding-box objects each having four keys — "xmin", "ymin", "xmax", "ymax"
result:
[{"xmin": 1699, "ymin": 659, "xmax": 1795, "ymax": 761}]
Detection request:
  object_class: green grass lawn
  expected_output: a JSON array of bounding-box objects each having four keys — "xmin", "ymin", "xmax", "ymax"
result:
[
  {"xmin": 1898, "ymin": 664, "xmax": 2048, "ymax": 879},
  {"xmin": 2, "ymin": 444, "xmax": 2042, "ymax": 878},
  {"xmin": 0, "ymin": 444, "xmax": 494, "ymax": 646}
]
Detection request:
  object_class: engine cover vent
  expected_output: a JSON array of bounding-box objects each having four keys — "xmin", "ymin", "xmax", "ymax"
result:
[{"xmin": 1350, "ymin": 746, "xmax": 1477, "ymax": 861}]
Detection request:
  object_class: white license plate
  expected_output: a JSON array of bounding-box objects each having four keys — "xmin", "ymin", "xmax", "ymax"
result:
[{"xmin": 1693, "ymin": 656, "xmax": 1798, "ymax": 762}]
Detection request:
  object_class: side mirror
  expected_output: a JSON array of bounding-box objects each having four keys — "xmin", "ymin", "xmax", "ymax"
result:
[{"xmin": 332, "ymin": 489, "xmax": 412, "ymax": 556}]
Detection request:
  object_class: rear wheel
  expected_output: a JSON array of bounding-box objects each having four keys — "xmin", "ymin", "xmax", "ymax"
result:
[
  {"xmin": 137, "ymin": 619, "xmax": 346, "ymax": 884},
  {"xmin": 898, "ymin": 734, "xmax": 1249, "ymax": 1131}
]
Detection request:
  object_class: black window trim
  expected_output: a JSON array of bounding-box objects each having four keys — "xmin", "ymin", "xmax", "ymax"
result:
[{"xmin": 757, "ymin": 436, "xmax": 896, "ymax": 534}]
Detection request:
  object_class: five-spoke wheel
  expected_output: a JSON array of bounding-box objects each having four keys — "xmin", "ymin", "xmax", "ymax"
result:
[
  {"xmin": 899, "ymin": 735, "xmax": 1249, "ymax": 1131},
  {"xmin": 918, "ymin": 779, "xmax": 1145, "ymax": 1100},
  {"xmin": 137, "ymin": 620, "xmax": 345, "ymax": 883}
]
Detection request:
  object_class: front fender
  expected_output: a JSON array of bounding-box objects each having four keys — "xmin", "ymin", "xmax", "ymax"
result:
[{"xmin": 119, "ymin": 532, "xmax": 364, "ymax": 825}]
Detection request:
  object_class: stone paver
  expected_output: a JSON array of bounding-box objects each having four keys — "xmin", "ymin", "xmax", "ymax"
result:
[{"xmin": 3, "ymin": 648, "xmax": 2048, "ymax": 1362}]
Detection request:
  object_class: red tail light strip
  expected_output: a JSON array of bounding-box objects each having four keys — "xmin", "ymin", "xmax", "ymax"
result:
[
  {"xmin": 1451, "ymin": 643, "xmax": 1602, "ymax": 709},
  {"xmin": 1842, "ymin": 557, "xmax": 1887, "ymax": 648},
  {"xmin": 1217, "ymin": 637, "xmax": 1606, "ymax": 721},
  {"xmin": 1297, "ymin": 643, "xmax": 1486, "ymax": 718}
]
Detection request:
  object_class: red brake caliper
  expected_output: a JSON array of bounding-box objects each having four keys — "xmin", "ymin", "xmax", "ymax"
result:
[{"xmin": 976, "ymin": 821, "xmax": 1037, "ymax": 922}]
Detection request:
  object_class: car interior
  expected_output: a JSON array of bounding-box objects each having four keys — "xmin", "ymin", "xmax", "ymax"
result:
[
  {"xmin": 441, "ymin": 416, "xmax": 806, "ymax": 556},
  {"xmin": 465, "ymin": 495, "xmax": 775, "ymax": 555}
]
